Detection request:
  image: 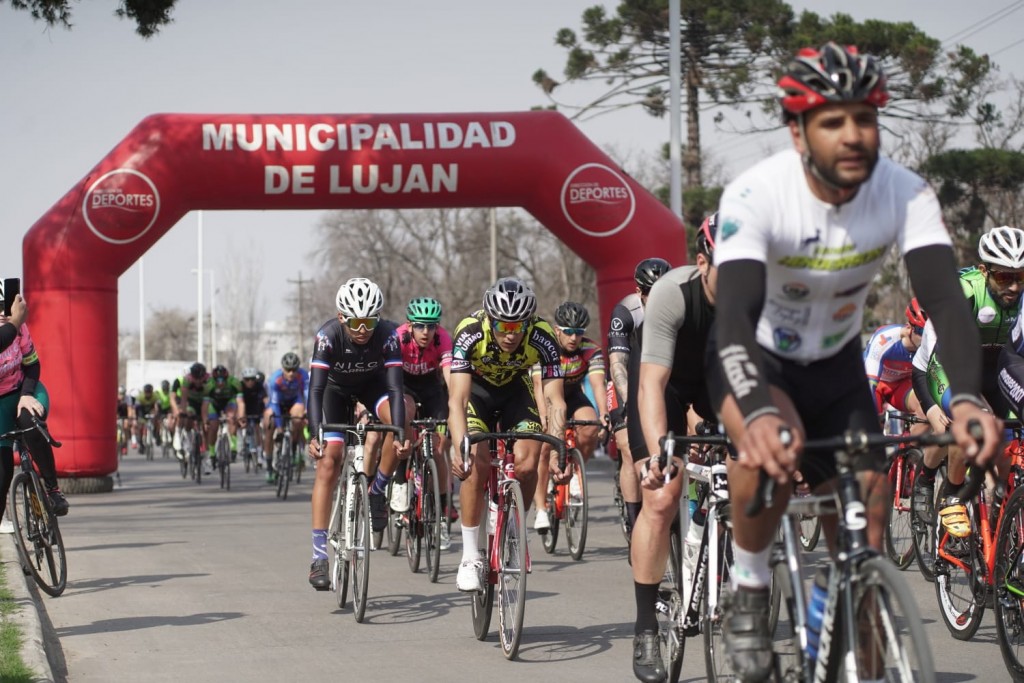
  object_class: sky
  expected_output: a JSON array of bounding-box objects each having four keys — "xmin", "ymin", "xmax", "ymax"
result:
[{"xmin": 4, "ymin": 0, "xmax": 1024, "ymax": 342}]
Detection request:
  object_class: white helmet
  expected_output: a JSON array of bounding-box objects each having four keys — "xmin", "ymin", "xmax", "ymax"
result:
[
  {"xmin": 483, "ymin": 277, "xmax": 537, "ymax": 322},
  {"xmin": 335, "ymin": 277, "xmax": 384, "ymax": 318},
  {"xmin": 979, "ymin": 226, "xmax": 1024, "ymax": 269}
]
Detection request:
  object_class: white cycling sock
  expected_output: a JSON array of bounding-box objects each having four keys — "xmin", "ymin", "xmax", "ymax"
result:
[
  {"xmin": 730, "ymin": 543, "xmax": 772, "ymax": 589},
  {"xmin": 461, "ymin": 525, "xmax": 481, "ymax": 562}
]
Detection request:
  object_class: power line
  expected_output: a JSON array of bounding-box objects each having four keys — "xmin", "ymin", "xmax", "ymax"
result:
[
  {"xmin": 941, "ymin": 1, "xmax": 1024, "ymax": 46},
  {"xmin": 992, "ymin": 35, "xmax": 1024, "ymax": 57}
]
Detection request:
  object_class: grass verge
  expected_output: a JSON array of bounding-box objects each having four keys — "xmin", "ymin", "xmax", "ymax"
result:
[{"xmin": 0, "ymin": 550, "xmax": 35, "ymax": 682}]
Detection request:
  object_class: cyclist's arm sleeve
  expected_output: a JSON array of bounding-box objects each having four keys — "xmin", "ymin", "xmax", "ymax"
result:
[
  {"xmin": 307, "ymin": 368, "xmax": 327, "ymax": 438},
  {"xmin": 20, "ymin": 357, "xmax": 40, "ymax": 396},
  {"xmin": 905, "ymin": 245, "xmax": 983, "ymax": 402},
  {"xmin": 0, "ymin": 324, "xmax": 15, "ymax": 353},
  {"xmin": 912, "ymin": 365, "xmax": 935, "ymax": 413},
  {"xmin": 385, "ymin": 364, "xmax": 405, "ymax": 437},
  {"xmin": 713, "ymin": 259, "xmax": 776, "ymax": 424}
]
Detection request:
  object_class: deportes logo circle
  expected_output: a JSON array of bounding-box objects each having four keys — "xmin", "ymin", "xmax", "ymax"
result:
[
  {"xmin": 82, "ymin": 169, "xmax": 160, "ymax": 245},
  {"xmin": 560, "ymin": 163, "xmax": 635, "ymax": 237}
]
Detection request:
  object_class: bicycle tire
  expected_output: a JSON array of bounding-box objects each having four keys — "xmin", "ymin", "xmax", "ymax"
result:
[
  {"xmin": 994, "ymin": 486, "xmax": 1024, "ymax": 681},
  {"xmin": 422, "ymin": 457, "xmax": 442, "ymax": 584},
  {"xmin": 9, "ymin": 472, "xmax": 67, "ymax": 597},
  {"xmin": 934, "ymin": 499, "xmax": 986, "ymax": 640},
  {"xmin": 912, "ymin": 464, "xmax": 944, "ymax": 582},
  {"xmin": 768, "ymin": 543, "xmax": 803, "ymax": 680},
  {"xmin": 217, "ymin": 432, "xmax": 230, "ymax": 490},
  {"xmin": 542, "ymin": 480, "xmax": 559, "ymax": 554},
  {"xmin": 277, "ymin": 433, "xmax": 292, "ymax": 500},
  {"xmin": 838, "ymin": 555, "xmax": 936, "ymax": 682},
  {"xmin": 497, "ymin": 481, "xmax": 527, "ymax": 660},
  {"xmin": 885, "ymin": 449, "xmax": 919, "ymax": 569},
  {"xmin": 294, "ymin": 437, "xmax": 305, "ymax": 485},
  {"xmin": 564, "ymin": 449, "xmax": 589, "ymax": 560},
  {"xmin": 472, "ymin": 498, "xmax": 494, "ymax": 641},
  {"xmin": 145, "ymin": 422, "xmax": 155, "ymax": 461},
  {"xmin": 387, "ymin": 481, "xmax": 404, "ymax": 558},
  {"xmin": 191, "ymin": 430, "xmax": 202, "ymax": 485},
  {"xmin": 654, "ymin": 524, "xmax": 684, "ymax": 683},
  {"xmin": 328, "ymin": 469, "xmax": 349, "ymax": 609},
  {"xmin": 179, "ymin": 430, "xmax": 190, "ymax": 479},
  {"xmin": 799, "ymin": 513, "xmax": 821, "ymax": 551},
  {"xmin": 613, "ymin": 458, "xmax": 631, "ymax": 545},
  {"xmin": 351, "ymin": 472, "xmax": 372, "ymax": 623},
  {"xmin": 703, "ymin": 522, "xmax": 736, "ymax": 681}
]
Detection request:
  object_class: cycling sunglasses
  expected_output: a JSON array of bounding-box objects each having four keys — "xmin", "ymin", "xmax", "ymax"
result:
[
  {"xmin": 492, "ymin": 319, "xmax": 527, "ymax": 335},
  {"xmin": 411, "ymin": 322, "xmax": 437, "ymax": 332},
  {"xmin": 558, "ymin": 326, "xmax": 586, "ymax": 336},
  {"xmin": 911, "ymin": 325, "xmax": 924, "ymax": 336},
  {"xmin": 344, "ymin": 316, "xmax": 379, "ymax": 332},
  {"xmin": 988, "ymin": 269, "xmax": 1024, "ymax": 287}
]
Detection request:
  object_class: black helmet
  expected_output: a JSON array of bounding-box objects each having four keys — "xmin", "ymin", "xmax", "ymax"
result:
[
  {"xmin": 143, "ymin": 383, "xmax": 153, "ymax": 393},
  {"xmin": 189, "ymin": 362, "xmax": 207, "ymax": 379},
  {"xmin": 281, "ymin": 352, "xmax": 301, "ymax": 371},
  {"xmin": 212, "ymin": 364, "xmax": 229, "ymax": 380},
  {"xmin": 695, "ymin": 212, "xmax": 719, "ymax": 258},
  {"xmin": 634, "ymin": 258, "xmax": 671, "ymax": 294},
  {"xmin": 554, "ymin": 301, "xmax": 590, "ymax": 329},
  {"xmin": 161, "ymin": 380, "xmax": 170, "ymax": 392}
]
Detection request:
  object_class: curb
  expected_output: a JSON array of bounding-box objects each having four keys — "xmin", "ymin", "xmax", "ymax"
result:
[{"xmin": 0, "ymin": 534, "xmax": 56, "ymax": 683}]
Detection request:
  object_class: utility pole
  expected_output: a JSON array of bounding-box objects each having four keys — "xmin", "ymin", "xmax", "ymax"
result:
[{"xmin": 287, "ymin": 271, "xmax": 308, "ymax": 362}]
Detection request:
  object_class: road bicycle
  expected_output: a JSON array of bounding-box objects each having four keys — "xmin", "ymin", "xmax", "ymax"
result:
[
  {"xmin": 542, "ymin": 417, "xmax": 602, "ymax": 560},
  {"xmin": 238, "ymin": 416, "xmax": 263, "ymax": 474},
  {"xmin": 160, "ymin": 414, "xmax": 174, "ymax": 459},
  {"xmin": 882, "ymin": 409, "xmax": 930, "ymax": 570},
  {"xmin": 273, "ymin": 416, "xmax": 306, "ymax": 500},
  {"xmin": 657, "ymin": 429, "xmax": 734, "ymax": 683},
  {"xmin": 758, "ymin": 428, "xmax": 950, "ymax": 682},
  {"xmin": 387, "ymin": 417, "xmax": 447, "ymax": 583},
  {"xmin": 993, "ymin": 428, "xmax": 1024, "ymax": 681},
  {"xmin": 140, "ymin": 413, "xmax": 157, "ymax": 461},
  {"xmin": 213, "ymin": 417, "xmax": 232, "ymax": 491},
  {"xmin": 323, "ymin": 421, "xmax": 403, "ymax": 623},
  {"xmin": 931, "ymin": 421, "xmax": 1024, "ymax": 642},
  {"xmin": 176, "ymin": 411, "xmax": 203, "ymax": 484},
  {"xmin": 4, "ymin": 417, "xmax": 67, "ymax": 597},
  {"xmin": 462, "ymin": 430, "xmax": 565, "ymax": 660}
]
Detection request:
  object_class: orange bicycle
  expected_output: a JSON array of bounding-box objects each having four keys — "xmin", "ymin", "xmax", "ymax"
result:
[{"xmin": 541, "ymin": 417, "xmax": 603, "ymax": 560}]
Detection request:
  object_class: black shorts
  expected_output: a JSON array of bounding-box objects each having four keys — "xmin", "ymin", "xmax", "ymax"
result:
[
  {"xmin": 466, "ymin": 374, "xmax": 542, "ymax": 434},
  {"xmin": 320, "ymin": 375, "xmax": 394, "ymax": 442},
  {"xmin": 565, "ymin": 385, "xmax": 597, "ymax": 416},
  {"xmin": 706, "ymin": 332, "xmax": 884, "ymax": 490},
  {"xmin": 626, "ymin": 381, "xmax": 712, "ymax": 461},
  {"xmin": 405, "ymin": 376, "xmax": 449, "ymax": 421}
]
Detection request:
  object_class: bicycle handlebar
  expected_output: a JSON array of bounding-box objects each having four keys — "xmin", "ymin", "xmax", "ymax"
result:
[
  {"xmin": 460, "ymin": 431, "xmax": 567, "ymax": 473},
  {"xmin": 745, "ymin": 425, "xmax": 978, "ymax": 518},
  {"xmin": 319, "ymin": 422, "xmax": 404, "ymax": 446},
  {"xmin": 0, "ymin": 416, "xmax": 62, "ymax": 449},
  {"xmin": 654, "ymin": 431, "xmax": 730, "ymax": 486},
  {"xmin": 411, "ymin": 417, "xmax": 447, "ymax": 430}
]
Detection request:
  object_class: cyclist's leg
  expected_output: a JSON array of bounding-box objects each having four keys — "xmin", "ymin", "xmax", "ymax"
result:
[
  {"xmin": 455, "ymin": 387, "xmax": 497, "ymax": 591},
  {"xmin": 571, "ymin": 400, "xmax": 600, "ymax": 461},
  {"xmin": 13, "ymin": 383, "xmax": 68, "ymax": 513},
  {"xmin": 504, "ymin": 376, "xmax": 544, "ymax": 514},
  {"xmin": 0, "ymin": 390, "xmax": 22, "ymax": 520},
  {"xmin": 309, "ymin": 389, "xmax": 349, "ymax": 588},
  {"xmin": 225, "ymin": 401, "xmax": 239, "ymax": 457}
]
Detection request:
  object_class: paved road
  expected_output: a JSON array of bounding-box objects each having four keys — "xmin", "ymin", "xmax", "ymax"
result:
[{"xmin": 24, "ymin": 454, "xmax": 1010, "ymax": 682}]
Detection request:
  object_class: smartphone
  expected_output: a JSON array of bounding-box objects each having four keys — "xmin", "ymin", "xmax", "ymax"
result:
[{"xmin": 3, "ymin": 278, "xmax": 20, "ymax": 316}]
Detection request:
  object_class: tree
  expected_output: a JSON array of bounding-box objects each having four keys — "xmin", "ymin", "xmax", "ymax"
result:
[
  {"xmin": 534, "ymin": 2, "xmax": 993, "ymax": 229},
  {"xmin": 4, "ymin": 0, "xmax": 176, "ymax": 37}
]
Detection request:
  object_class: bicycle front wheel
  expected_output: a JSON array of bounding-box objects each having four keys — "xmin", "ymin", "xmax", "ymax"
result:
[
  {"xmin": 9, "ymin": 472, "xmax": 67, "ymax": 597},
  {"xmin": 885, "ymin": 449, "xmax": 919, "ymax": 569},
  {"xmin": 934, "ymin": 500, "xmax": 986, "ymax": 640},
  {"xmin": 703, "ymin": 521, "xmax": 735, "ymax": 681},
  {"xmin": 351, "ymin": 472, "xmax": 372, "ymax": 623},
  {"xmin": 994, "ymin": 486, "xmax": 1024, "ymax": 681},
  {"xmin": 841, "ymin": 555, "xmax": 935, "ymax": 682},
  {"xmin": 277, "ymin": 434, "xmax": 292, "ymax": 500},
  {"xmin": 217, "ymin": 433, "xmax": 231, "ymax": 490},
  {"xmin": 422, "ymin": 458, "xmax": 443, "ymax": 584},
  {"xmin": 564, "ymin": 449, "xmax": 589, "ymax": 561},
  {"xmin": 472, "ymin": 499, "xmax": 494, "ymax": 641},
  {"xmin": 497, "ymin": 482, "xmax": 528, "ymax": 660},
  {"xmin": 657, "ymin": 525, "xmax": 685, "ymax": 683},
  {"xmin": 328, "ymin": 474, "xmax": 349, "ymax": 610}
]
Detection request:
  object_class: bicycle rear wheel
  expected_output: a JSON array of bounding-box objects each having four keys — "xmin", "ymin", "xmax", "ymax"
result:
[
  {"xmin": 472, "ymin": 499, "xmax": 494, "ymax": 641},
  {"xmin": 703, "ymin": 521, "xmax": 736, "ymax": 681},
  {"xmin": 217, "ymin": 433, "xmax": 231, "ymax": 490},
  {"xmin": 564, "ymin": 449, "xmax": 589, "ymax": 560},
  {"xmin": 387, "ymin": 479, "xmax": 404, "ymax": 558},
  {"xmin": 934, "ymin": 500, "xmax": 986, "ymax": 640},
  {"xmin": 542, "ymin": 479, "xmax": 559, "ymax": 554},
  {"xmin": 995, "ymin": 486, "xmax": 1024, "ymax": 681},
  {"xmin": 329, "ymin": 469, "xmax": 350, "ymax": 609},
  {"xmin": 277, "ymin": 434, "xmax": 292, "ymax": 500},
  {"xmin": 656, "ymin": 525, "xmax": 684, "ymax": 683},
  {"xmin": 191, "ymin": 432, "xmax": 202, "ymax": 485},
  {"xmin": 840, "ymin": 556, "xmax": 935, "ymax": 681},
  {"xmin": 179, "ymin": 430, "xmax": 191, "ymax": 479},
  {"xmin": 422, "ymin": 458, "xmax": 442, "ymax": 583},
  {"xmin": 9, "ymin": 472, "xmax": 67, "ymax": 597},
  {"xmin": 497, "ymin": 482, "xmax": 527, "ymax": 660},
  {"xmin": 351, "ymin": 472, "xmax": 372, "ymax": 623},
  {"xmin": 912, "ymin": 464, "xmax": 944, "ymax": 582},
  {"xmin": 885, "ymin": 450, "xmax": 919, "ymax": 569}
]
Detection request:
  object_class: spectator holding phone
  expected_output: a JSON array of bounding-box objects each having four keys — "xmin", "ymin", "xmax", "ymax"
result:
[{"xmin": 0, "ymin": 282, "xmax": 69, "ymax": 522}]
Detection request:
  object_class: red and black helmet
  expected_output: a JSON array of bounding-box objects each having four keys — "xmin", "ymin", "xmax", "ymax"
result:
[
  {"xmin": 778, "ymin": 43, "xmax": 889, "ymax": 119},
  {"xmin": 695, "ymin": 212, "xmax": 718, "ymax": 258},
  {"xmin": 905, "ymin": 298, "xmax": 927, "ymax": 328}
]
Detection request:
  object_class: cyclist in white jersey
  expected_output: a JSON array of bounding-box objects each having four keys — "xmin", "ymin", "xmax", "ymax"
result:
[{"xmin": 687, "ymin": 42, "xmax": 1003, "ymax": 681}]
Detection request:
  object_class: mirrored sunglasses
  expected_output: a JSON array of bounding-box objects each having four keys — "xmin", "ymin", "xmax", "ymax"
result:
[
  {"xmin": 412, "ymin": 322, "xmax": 438, "ymax": 332},
  {"xmin": 988, "ymin": 270, "xmax": 1024, "ymax": 287},
  {"xmin": 558, "ymin": 326, "xmax": 586, "ymax": 336},
  {"xmin": 344, "ymin": 316, "xmax": 379, "ymax": 331},
  {"xmin": 492, "ymin": 319, "xmax": 526, "ymax": 335}
]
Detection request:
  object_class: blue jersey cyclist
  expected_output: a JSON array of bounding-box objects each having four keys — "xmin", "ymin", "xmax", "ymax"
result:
[
  {"xmin": 305, "ymin": 278, "xmax": 412, "ymax": 591},
  {"xmin": 263, "ymin": 353, "xmax": 308, "ymax": 481}
]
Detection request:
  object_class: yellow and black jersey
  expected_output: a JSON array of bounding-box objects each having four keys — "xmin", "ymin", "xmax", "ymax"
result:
[{"xmin": 450, "ymin": 310, "xmax": 562, "ymax": 388}]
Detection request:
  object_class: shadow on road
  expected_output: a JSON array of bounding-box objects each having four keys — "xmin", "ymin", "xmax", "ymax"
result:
[
  {"xmin": 64, "ymin": 572, "xmax": 209, "ymax": 596},
  {"xmin": 512, "ymin": 619, "xmax": 633, "ymax": 663},
  {"xmin": 55, "ymin": 611, "xmax": 244, "ymax": 637}
]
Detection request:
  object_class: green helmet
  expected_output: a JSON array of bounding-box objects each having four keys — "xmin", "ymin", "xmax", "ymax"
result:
[{"xmin": 407, "ymin": 297, "xmax": 442, "ymax": 323}]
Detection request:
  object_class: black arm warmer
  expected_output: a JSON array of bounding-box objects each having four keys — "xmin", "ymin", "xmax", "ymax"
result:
[
  {"xmin": 20, "ymin": 359, "xmax": 39, "ymax": 396},
  {"xmin": 713, "ymin": 260, "xmax": 777, "ymax": 423},
  {"xmin": 385, "ymin": 365, "xmax": 406, "ymax": 441},
  {"xmin": 306, "ymin": 366, "xmax": 328, "ymax": 438},
  {"xmin": 912, "ymin": 365, "xmax": 936, "ymax": 413},
  {"xmin": 905, "ymin": 245, "xmax": 983, "ymax": 401},
  {"xmin": 0, "ymin": 324, "xmax": 16, "ymax": 354}
]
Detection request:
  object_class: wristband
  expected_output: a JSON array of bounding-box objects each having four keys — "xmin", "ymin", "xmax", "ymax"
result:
[
  {"xmin": 948, "ymin": 394, "xmax": 988, "ymax": 411},
  {"xmin": 742, "ymin": 405, "xmax": 782, "ymax": 429}
]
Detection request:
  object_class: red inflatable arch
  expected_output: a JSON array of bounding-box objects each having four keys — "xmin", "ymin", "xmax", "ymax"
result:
[{"xmin": 23, "ymin": 111, "xmax": 685, "ymax": 481}]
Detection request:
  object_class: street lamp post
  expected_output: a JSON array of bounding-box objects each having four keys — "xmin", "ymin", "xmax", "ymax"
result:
[{"xmin": 191, "ymin": 267, "xmax": 217, "ymax": 368}]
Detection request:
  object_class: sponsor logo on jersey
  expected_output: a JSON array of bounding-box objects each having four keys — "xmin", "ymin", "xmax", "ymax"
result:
[
  {"xmin": 800, "ymin": 228, "xmax": 822, "ymax": 248},
  {"xmin": 822, "ymin": 326, "xmax": 852, "ymax": 349},
  {"xmin": 82, "ymin": 169, "xmax": 160, "ymax": 245},
  {"xmin": 720, "ymin": 219, "xmax": 740, "ymax": 241},
  {"xmin": 316, "ymin": 332, "xmax": 332, "ymax": 352},
  {"xmin": 719, "ymin": 344, "xmax": 759, "ymax": 398},
  {"xmin": 832, "ymin": 303, "xmax": 856, "ymax": 322},
  {"xmin": 530, "ymin": 328, "xmax": 559, "ymax": 360},
  {"xmin": 1001, "ymin": 368, "xmax": 1024, "ymax": 404},
  {"xmin": 766, "ymin": 300, "xmax": 810, "ymax": 327},
  {"xmin": 610, "ymin": 317, "xmax": 625, "ymax": 332},
  {"xmin": 979, "ymin": 306, "xmax": 997, "ymax": 324},
  {"xmin": 454, "ymin": 329, "xmax": 483, "ymax": 351},
  {"xmin": 560, "ymin": 163, "xmax": 635, "ymax": 237},
  {"xmin": 773, "ymin": 327, "xmax": 801, "ymax": 352},
  {"xmin": 333, "ymin": 360, "xmax": 380, "ymax": 372},
  {"xmin": 777, "ymin": 246, "xmax": 886, "ymax": 271},
  {"xmin": 781, "ymin": 282, "xmax": 809, "ymax": 300}
]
